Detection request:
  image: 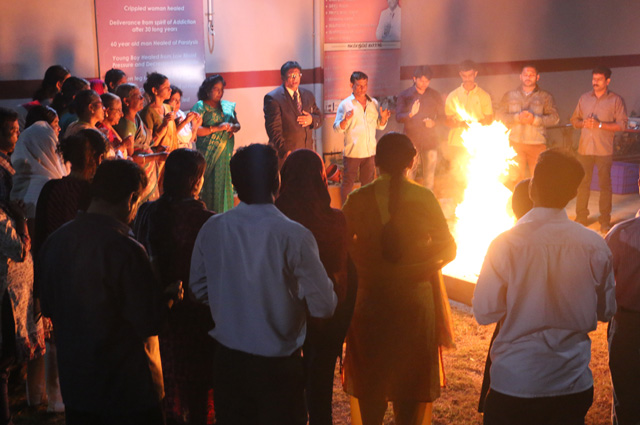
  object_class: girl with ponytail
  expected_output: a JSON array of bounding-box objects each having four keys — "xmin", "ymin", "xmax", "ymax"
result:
[{"xmin": 342, "ymin": 132, "xmax": 457, "ymax": 425}]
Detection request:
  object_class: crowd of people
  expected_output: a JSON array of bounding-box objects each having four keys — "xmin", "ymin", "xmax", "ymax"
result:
[{"xmin": 0, "ymin": 57, "xmax": 635, "ymax": 425}]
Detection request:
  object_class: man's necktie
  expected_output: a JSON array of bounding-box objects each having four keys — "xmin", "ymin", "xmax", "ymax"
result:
[{"xmin": 293, "ymin": 91, "xmax": 302, "ymax": 114}]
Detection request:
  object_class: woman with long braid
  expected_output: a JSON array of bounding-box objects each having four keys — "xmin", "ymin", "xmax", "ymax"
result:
[{"xmin": 342, "ymin": 132, "xmax": 456, "ymax": 425}]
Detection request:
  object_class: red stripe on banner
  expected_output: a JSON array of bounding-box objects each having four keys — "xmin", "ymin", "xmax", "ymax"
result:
[{"xmin": 2, "ymin": 54, "xmax": 640, "ymax": 100}]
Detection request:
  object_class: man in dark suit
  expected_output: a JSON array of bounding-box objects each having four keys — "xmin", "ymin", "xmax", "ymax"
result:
[{"xmin": 264, "ymin": 61, "xmax": 322, "ymax": 167}]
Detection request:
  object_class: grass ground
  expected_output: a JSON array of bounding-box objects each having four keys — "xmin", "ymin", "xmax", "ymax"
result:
[
  {"xmin": 8, "ymin": 303, "xmax": 612, "ymax": 424},
  {"xmin": 330, "ymin": 302, "xmax": 612, "ymax": 425}
]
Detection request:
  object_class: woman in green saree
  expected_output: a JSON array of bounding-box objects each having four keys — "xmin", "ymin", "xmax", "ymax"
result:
[{"xmin": 191, "ymin": 75, "xmax": 240, "ymax": 212}]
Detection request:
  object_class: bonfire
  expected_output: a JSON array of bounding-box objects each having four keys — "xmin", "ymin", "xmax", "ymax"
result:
[{"xmin": 442, "ymin": 111, "xmax": 518, "ymax": 282}]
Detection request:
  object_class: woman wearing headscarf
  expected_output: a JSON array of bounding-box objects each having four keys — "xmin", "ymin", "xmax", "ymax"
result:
[
  {"xmin": 275, "ymin": 149, "xmax": 356, "ymax": 425},
  {"xmin": 342, "ymin": 132, "xmax": 456, "ymax": 425},
  {"xmin": 11, "ymin": 106, "xmax": 67, "ymax": 220},
  {"xmin": 133, "ymin": 149, "xmax": 215, "ymax": 425}
]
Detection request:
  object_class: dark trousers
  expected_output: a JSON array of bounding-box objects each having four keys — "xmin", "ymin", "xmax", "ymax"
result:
[
  {"xmin": 341, "ymin": 156, "xmax": 376, "ymax": 204},
  {"xmin": 483, "ymin": 387, "xmax": 593, "ymax": 425},
  {"xmin": 576, "ymin": 154, "xmax": 612, "ymax": 225},
  {"xmin": 609, "ymin": 309, "xmax": 640, "ymax": 425},
  {"xmin": 65, "ymin": 404, "xmax": 165, "ymax": 425},
  {"xmin": 213, "ymin": 343, "xmax": 306, "ymax": 425}
]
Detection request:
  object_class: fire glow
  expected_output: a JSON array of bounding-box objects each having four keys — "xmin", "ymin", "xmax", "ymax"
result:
[{"xmin": 442, "ymin": 112, "xmax": 518, "ymax": 282}]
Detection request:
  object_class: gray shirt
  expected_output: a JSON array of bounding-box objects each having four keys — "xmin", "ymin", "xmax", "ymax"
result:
[{"xmin": 571, "ymin": 90, "xmax": 628, "ymax": 156}]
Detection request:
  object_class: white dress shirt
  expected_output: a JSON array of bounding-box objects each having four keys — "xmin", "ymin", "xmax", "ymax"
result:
[
  {"xmin": 190, "ymin": 202, "xmax": 337, "ymax": 357},
  {"xmin": 333, "ymin": 94, "xmax": 387, "ymax": 159},
  {"xmin": 473, "ymin": 207, "xmax": 616, "ymax": 398}
]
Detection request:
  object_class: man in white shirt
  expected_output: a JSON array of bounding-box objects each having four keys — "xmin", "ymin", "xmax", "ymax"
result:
[
  {"xmin": 375, "ymin": 0, "xmax": 401, "ymax": 41},
  {"xmin": 334, "ymin": 71, "xmax": 390, "ymax": 204},
  {"xmin": 473, "ymin": 148, "xmax": 616, "ymax": 425},
  {"xmin": 190, "ymin": 143, "xmax": 337, "ymax": 425}
]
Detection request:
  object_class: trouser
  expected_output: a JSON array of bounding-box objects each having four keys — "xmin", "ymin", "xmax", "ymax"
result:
[
  {"xmin": 65, "ymin": 404, "xmax": 165, "ymax": 425},
  {"xmin": 341, "ymin": 156, "xmax": 376, "ymax": 205},
  {"xmin": 409, "ymin": 148, "xmax": 438, "ymax": 190},
  {"xmin": 511, "ymin": 142, "xmax": 546, "ymax": 181},
  {"xmin": 609, "ymin": 309, "xmax": 640, "ymax": 425},
  {"xmin": 575, "ymin": 154, "xmax": 612, "ymax": 225},
  {"xmin": 483, "ymin": 387, "xmax": 593, "ymax": 425},
  {"xmin": 354, "ymin": 397, "xmax": 432, "ymax": 425},
  {"xmin": 213, "ymin": 343, "xmax": 306, "ymax": 425},
  {"xmin": 303, "ymin": 340, "xmax": 342, "ymax": 425}
]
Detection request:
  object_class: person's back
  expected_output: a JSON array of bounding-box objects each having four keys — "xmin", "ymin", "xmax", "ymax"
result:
[
  {"xmin": 39, "ymin": 212, "xmax": 163, "ymax": 411},
  {"xmin": 190, "ymin": 144, "xmax": 336, "ymax": 425},
  {"xmin": 473, "ymin": 149, "xmax": 616, "ymax": 425},
  {"xmin": 477, "ymin": 211, "xmax": 611, "ymax": 395},
  {"xmin": 37, "ymin": 160, "xmax": 178, "ymax": 424}
]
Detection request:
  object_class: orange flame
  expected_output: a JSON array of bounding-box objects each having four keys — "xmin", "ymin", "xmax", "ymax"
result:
[{"xmin": 442, "ymin": 114, "xmax": 517, "ymax": 282}]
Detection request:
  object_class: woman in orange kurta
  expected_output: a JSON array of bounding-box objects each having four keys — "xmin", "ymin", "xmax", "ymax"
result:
[{"xmin": 342, "ymin": 132, "xmax": 456, "ymax": 425}]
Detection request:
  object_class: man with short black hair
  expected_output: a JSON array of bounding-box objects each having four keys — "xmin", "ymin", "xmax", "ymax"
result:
[
  {"xmin": 473, "ymin": 149, "xmax": 616, "ymax": 425},
  {"xmin": 190, "ymin": 144, "xmax": 337, "ymax": 425},
  {"xmin": 396, "ymin": 65, "xmax": 444, "ymax": 190},
  {"xmin": 571, "ymin": 66, "xmax": 627, "ymax": 233},
  {"xmin": 38, "ymin": 160, "xmax": 183, "ymax": 425},
  {"xmin": 445, "ymin": 60, "xmax": 493, "ymax": 146},
  {"xmin": 334, "ymin": 71, "xmax": 390, "ymax": 203},
  {"xmin": 264, "ymin": 61, "xmax": 322, "ymax": 167},
  {"xmin": 498, "ymin": 64, "xmax": 559, "ymax": 181}
]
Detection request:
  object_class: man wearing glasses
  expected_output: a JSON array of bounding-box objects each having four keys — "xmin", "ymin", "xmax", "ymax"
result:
[{"xmin": 264, "ymin": 61, "xmax": 322, "ymax": 168}]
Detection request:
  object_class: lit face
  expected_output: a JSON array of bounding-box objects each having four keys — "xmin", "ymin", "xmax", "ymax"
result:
[
  {"xmin": 592, "ymin": 73, "xmax": 610, "ymax": 92},
  {"xmin": 209, "ymin": 83, "xmax": 224, "ymax": 103},
  {"xmin": 89, "ymin": 96, "xmax": 105, "ymax": 122},
  {"xmin": 50, "ymin": 116, "xmax": 61, "ymax": 137},
  {"xmin": 127, "ymin": 88, "xmax": 145, "ymax": 113},
  {"xmin": 520, "ymin": 67, "xmax": 539, "ymax": 89},
  {"xmin": 414, "ymin": 76, "xmax": 430, "ymax": 92},
  {"xmin": 284, "ymin": 68, "xmax": 302, "ymax": 91},
  {"xmin": 459, "ymin": 69, "xmax": 478, "ymax": 85},
  {"xmin": 106, "ymin": 98, "xmax": 123, "ymax": 125},
  {"xmin": 351, "ymin": 78, "xmax": 368, "ymax": 98},
  {"xmin": 168, "ymin": 92, "xmax": 181, "ymax": 112},
  {"xmin": 154, "ymin": 79, "xmax": 172, "ymax": 101},
  {"xmin": 0, "ymin": 119, "xmax": 19, "ymax": 153}
]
